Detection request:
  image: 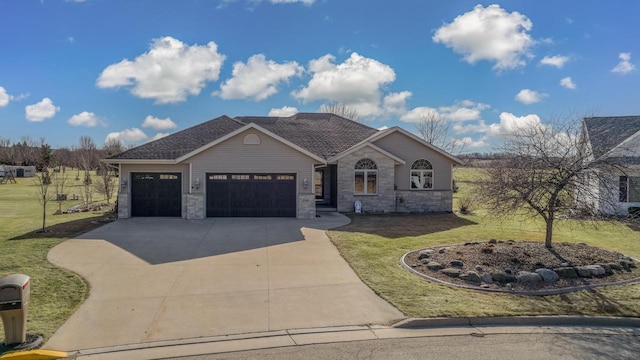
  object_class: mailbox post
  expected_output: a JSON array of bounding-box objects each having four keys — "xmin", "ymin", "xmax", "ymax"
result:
[{"xmin": 0, "ymin": 274, "xmax": 30, "ymax": 345}]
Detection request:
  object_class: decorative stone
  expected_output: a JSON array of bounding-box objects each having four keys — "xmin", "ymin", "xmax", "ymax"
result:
[
  {"xmin": 426, "ymin": 262, "xmax": 444, "ymax": 271},
  {"xmin": 584, "ymin": 265, "xmax": 606, "ymax": 277},
  {"xmin": 438, "ymin": 248, "xmax": 446, "ymax": 254},
  {"xmin": 481, "ymin": 284, "xmax": 491, "ymax": 288},
  {"xmin": 554, "ymin": 267, "xmax": 578, "ymax": 278},
  {"xmin": 492, "ymin": 272, "xmax": 517, "ymax": 283},
  {"xmin": 517, "ymin": 271, "xmax": 542, "ymax": 284},
  {"xmin": 619, "ymin": 260, "xmax": 632, "ymax": 271},
  {"xmin": 420, "ymin": 258, "xmax": 431, "ymax": 265},
  {"xmin": 450, "ymin": 260, "xmax": 464, "ymax": 268},
  {"xmin": 481, "ymin": 272, "xmax": 493, "ymax": 284},
  {"xmin": 459, "ymin": 271, "xmax": 481, "ymax": 283},
  {"xmin": 504, "ymin": 268, "xmax": 513, "ymax": 275},
  {"xmin": 560, "ymin": 262, "xmax": 570, "ymax": 267},
  {"xmin": 418, "ymin": 251, "xmax": 431, "ymax": 260},
  {"xmin": 475, "ymin": 265, "xmax": 483, "ymax": 272},
  {"xmin": 441, "ymin": 268, "xmax": 462, "ymax": 278},
  {"xmin": 488, "ymin": 239, "xmax": 497, "ymax": 244},
  {"xmin": 575, "ymin": 266, "xmax": 593, "ymax": 278},
  {"xmin": 535, "ymin": 268, "xmax": 559, "ymax": 283},
  {"xmin": 597, "ymin": 264, "xmax": 613, "ymax": 275},
  {"xmin": 608, "ymin": 262, "xmax": 623, "ymax": 271}
]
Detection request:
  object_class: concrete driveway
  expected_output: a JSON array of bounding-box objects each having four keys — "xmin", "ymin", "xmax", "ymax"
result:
[{"xmin": 44, "ymin": 213, "xmax": 404, "ymax": 351}]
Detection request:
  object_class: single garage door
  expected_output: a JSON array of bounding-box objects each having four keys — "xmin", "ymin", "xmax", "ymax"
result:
[
  {"xmin": 131, "ymin": 173, "xmax": 182, "ymax": 217},
  {"xmin": 207, "ymin": 173, "xmax": 296, "ymax": 217}
]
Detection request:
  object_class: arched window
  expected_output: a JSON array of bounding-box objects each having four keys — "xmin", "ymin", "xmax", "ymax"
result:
[
  {"xmin": 354, "ymin": 158, "xmax": 377, "ymax": 194},
  {"xmin": 410, "ymin": 159, "xmax": 433, "ymax": 190}
]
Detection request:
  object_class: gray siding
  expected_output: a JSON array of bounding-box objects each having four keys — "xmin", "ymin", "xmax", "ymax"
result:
[
  {"xmin": 373, "ymin": 131, "xmax": 455, "ymax": 191},
  {"xmin": 184, "ymin": 130, "xmax": 318, "ymax": 218}
]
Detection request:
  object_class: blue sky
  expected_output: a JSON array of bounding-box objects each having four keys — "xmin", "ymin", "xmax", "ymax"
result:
[{"xmin": 1, "ymin": 0, "xmax": 638, "ymax": 152}]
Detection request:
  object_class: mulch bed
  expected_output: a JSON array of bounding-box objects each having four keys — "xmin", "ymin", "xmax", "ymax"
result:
[{"xmin": 403, "ymin": 240, "xmax": 640, "ymax": 294}]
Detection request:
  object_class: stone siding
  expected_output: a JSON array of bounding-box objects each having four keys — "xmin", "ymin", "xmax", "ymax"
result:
[
  {"xmin": 337, "ymin": 147, "xmax": 396, "ymax": 213},
  {"xmin": 186, "ymin": 193, "xmax": 205, "ymax": 219},
  {"xmin": 117, "ymin": 192, "xmax": 129, "ymax": 218},
  {"xmin": 395, "ymin": 190, "xmax": 453, "ymax": 213},
  {"xmin": 298, "ymin": 193, "xmax": 316, "ymax": 219}
]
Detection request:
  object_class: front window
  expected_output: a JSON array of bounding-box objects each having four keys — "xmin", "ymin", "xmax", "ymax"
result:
[
  {"xmin": 621, "ymin": 176, "xmax": 640, "ymax": 202},
  {"xmin": 410, "ymin": 159, "xmax": 433, "ymax": 190},
  {"xmin": 354, "ymin": 158, "xmax": 377, "ymax": 195}
]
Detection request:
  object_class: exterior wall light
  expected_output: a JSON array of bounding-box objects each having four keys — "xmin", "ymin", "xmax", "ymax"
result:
[
  {"xmin": 193, "ymin": 178, "xmax": 200, "ymax": 190},
  {"xmin": 303, "ymin": 178, "xmax": 309, "ymax": 189},
  {"xmin": 120, "ymin": 178, "xmax": 127, "ymax": 190}
]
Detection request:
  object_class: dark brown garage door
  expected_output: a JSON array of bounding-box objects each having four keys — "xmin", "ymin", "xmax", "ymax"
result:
[
  {"xmin": 131, "ymin": 173, "xmax": 182, "ymax": 217},
  {"xmin": 206, "ymin": 173, "xmax": 296, "ymax": 217}
]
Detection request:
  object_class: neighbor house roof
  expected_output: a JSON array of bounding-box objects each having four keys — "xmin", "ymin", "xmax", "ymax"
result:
[
  {"xmin": 584, "ymin": 116, "xmax": 640, "ymax": 165},
  {"xmin": 108, "ymin": 113, "xmax": 378, "ymax": 161}
]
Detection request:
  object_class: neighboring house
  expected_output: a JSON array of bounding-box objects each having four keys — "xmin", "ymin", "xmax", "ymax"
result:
[
  {"xmin": 0, "ymin": 165, "xmax": 36, "ymax": 178},
  {"xmin": 105, "ymin": 113, "xmax": 463, "ymax": 219},
  {"xmin": 578, "ymin": 116, "xmax": 640, "ymax": 215}
]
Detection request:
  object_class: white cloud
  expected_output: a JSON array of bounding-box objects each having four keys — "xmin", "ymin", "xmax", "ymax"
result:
[
  {"xmin": 0, "ymin": 87, "xmax": 12, "ymax": 107},
  {"xmin": 218, "ymin": 54, "xmax": 302, "ymax": 101},
  {"xmin": 152, "ymin": 132, "xmax": 170, "ymax": 141},
  {"xmin": 515, "ymin": 89, "xmax": 548, "ymax": 104},
  {"xmin": 457, "ymin": 136, "xmax": 488, "ymax": 149},
  {"xmin": 382, "ymin": 91, "xmax": 412, "ymax": 116},
  {"xmin": 96, "ymin": 36, "xmax": 225, "ymax": 104},
  {"xmin": 68, "ymin": 111, "xmax": 105, "ymax": 127},
  {"xmin": 105, "ymin": 128, "xmax": 148, "ymax": 144},
  {"xmin": 25, "ymin": 98, "xmax": 60, "ymax": 122},
  {"xmin": 539, "ymin": 55, "xmax": 569, "ymax": 68},
  {"xmin": 488, "ymin": 112, "xmax": 542, "ymax": 136},
  {"xmin": 432, "ymin": 4, "xmax": 534, "ymax": 70},
  {"xmin": 268, "ymin": 106, "xmax": 298, "ymax": 117},
  {"xmin": 560, "ymin": 77, "xmax": 577, "ymax": 89},
  {"xmin": 611, "ymin": 52, "xmax": 635, "ymax": 74},
  {"xmin": 292, "ymin": 52, "xmax": 396, "ymax": 117},
  {"xmin": 141, "ymin": 115, "xmax": 177, "ymax": 131},
  {"xmin": 400, "ymin": 100, "xmax": 489, "ymax": 123},
  {"xmin": 264, "ymin": 0, "xmax": 316, "ymax": 4}
]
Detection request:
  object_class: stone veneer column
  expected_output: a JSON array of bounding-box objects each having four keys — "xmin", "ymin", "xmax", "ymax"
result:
[
  {"xmin": 298, "ymin": 193, "xmax": 316, "ymax": 219},
  {"xmin": 186, "ymin": 193, "xmax": 205, "ymax": 219},
  {"xmin": 117, "ymin": 192, "xmax": 129, "ymax": 218}
]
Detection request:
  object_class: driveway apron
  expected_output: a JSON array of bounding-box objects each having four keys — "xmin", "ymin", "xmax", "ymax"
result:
[{"xmin": 44, "ymin": 213, "xmax": 404, "ymax": 351}]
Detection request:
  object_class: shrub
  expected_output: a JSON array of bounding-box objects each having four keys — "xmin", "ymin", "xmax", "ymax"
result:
[{"xmin": 458, "ymin": 195, "xmax": 475, "ymax": 214}]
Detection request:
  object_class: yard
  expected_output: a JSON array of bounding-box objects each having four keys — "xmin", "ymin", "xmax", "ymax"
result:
[
  {"xmin": 328, "ymin": 167, "xmax": 640, "ymax": 318},
  {"xmin": 0, "ymin": 171, "xmax": 115, "ymax": 341}
]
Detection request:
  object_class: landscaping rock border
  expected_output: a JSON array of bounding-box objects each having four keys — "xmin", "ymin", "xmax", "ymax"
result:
[{"xmin": 400, "ymin": 243, "xmax": 640, "ymax": 296}]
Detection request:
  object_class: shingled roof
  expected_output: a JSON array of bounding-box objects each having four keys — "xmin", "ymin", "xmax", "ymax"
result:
[
  {"xmin": 109, "ymin": 113, "xmax": 379, "ymax": 161},
  {"xmin": 584, "ymin": 116, "xmax": 640, "ymax": 165}
]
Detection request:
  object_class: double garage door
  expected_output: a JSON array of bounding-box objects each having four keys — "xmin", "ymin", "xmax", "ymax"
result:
[
  {"xmin": 206, "ymin": 173, "xmax": 296, "ymax": 217},
  {"xmin": 130, "ymin": 172, "xmax": 297, "ymax": 217}
]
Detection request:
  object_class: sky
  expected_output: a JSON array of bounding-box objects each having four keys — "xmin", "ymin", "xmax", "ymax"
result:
[{"xmin": 1, "ymin": 0, "xmax": 639, "ymax": 153}]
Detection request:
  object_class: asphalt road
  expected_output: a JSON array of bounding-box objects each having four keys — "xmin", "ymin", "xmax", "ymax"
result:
[{"xmin": 172, "ymin": 332, "xmax": 640, "ymax": 360}]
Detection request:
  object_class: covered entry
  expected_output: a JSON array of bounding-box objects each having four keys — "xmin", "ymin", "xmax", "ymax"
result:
[
  {"xmin": 206, "ymin": 173, "xmax": 296, "ymax": 217},
  {"xmin": 130, "ymin": 173, "xmax": 182, "ymax": 217}
]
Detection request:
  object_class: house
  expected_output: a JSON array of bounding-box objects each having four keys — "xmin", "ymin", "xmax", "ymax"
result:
[
  {"xmin": 105, "ymin": 113, "xmax": 463, "ymax": 219},
  {"xmin": 578, "ymin": 116, "xmax": 640, "ymax": 215},
  {"xmin": 0, "ymin": 165, "xmax": 36, "ymax": 178}
]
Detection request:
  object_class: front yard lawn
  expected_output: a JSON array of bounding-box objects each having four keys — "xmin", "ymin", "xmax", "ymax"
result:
[
  {"xmin": 0, "ymin": 173, "xmax": 113, "ymax": 340},
  {"xmin": 329, "ymin": 212, "xmax": 640, "ymax": 318}
]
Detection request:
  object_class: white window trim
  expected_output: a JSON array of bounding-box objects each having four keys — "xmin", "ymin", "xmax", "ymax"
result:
[{"xmin": 410, "ymin": 159, "xmax": 434, "ymax": 190}]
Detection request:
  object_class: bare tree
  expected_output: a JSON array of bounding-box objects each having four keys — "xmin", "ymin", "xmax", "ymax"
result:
[
  {"xmin": 95, "ymin": 164, "xmax": 117, "ymax": 203},
  {"xmin": 0, "ymin": 137, "xmax": 14, "ymax": 165},
  {"xmin": 320, "ymin": 103, "xmax": 360, "ymax": 122},
  {"xmin": 35, "ymin": 139, "xmax": 54, "ymax": 232},
  {"xmin": 415, "ymin": 112, "xmax": 465, "ymax": 154},
  {"xmin": 476, "ymin": 117, "xmax": 624, "ymax": 248},
  {"xmin": 78, "ymin": 136, "xmax": 98, "ymax": 205}
]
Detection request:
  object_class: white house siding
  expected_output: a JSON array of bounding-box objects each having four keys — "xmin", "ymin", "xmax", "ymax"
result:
[
  {"xmin": 184, "ymin": 130, "xmax": 318, "ymax": 219},
  {"xmin": 118, "ymin": 163, "xmax": 190, "ymax": 218},
  {"xmin": 597, "ymin": 170, "xmax": 640, "ymax": 215},
  {"xmin": 336, "ymin": 146, "xmax": 396, "ymax": 213}
]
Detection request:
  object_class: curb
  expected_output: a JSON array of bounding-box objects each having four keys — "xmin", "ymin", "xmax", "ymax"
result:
[
  {"xmin": 394, "ymin": 315, "xmax": 640, "ymax": 329},
  {"xmin": 63, "ymin": 317, "xmax": 640, "ymax": 359}
]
